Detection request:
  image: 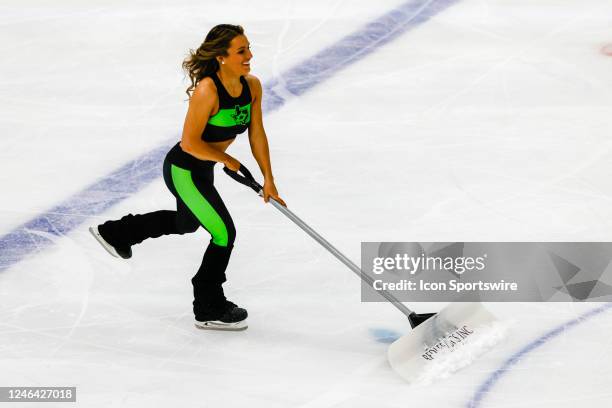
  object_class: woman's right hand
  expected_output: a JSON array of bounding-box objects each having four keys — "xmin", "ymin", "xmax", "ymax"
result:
[{"xmin": 224, "ymin": 155, "xmax": 241, "ymax": 172}]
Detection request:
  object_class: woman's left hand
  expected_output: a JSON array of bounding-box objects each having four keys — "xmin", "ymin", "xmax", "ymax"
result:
[{"xmin": 263, "ymin": 181, "xmax": 286, "ymax": 207}]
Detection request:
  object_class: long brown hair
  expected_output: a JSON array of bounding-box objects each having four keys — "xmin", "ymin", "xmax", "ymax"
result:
[{"xmin": 182, "ymin": 24, "xmax": 244, "ymax": 97}]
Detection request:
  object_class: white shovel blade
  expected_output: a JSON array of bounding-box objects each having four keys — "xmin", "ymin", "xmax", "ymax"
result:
[{"xmin": 388, "ymin": 303, "xmax": 503, "ymax": 383}]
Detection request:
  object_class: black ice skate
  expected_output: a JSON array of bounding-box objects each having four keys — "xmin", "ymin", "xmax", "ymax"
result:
[
  {"xmin": 89, "ymin": 225, "xmax": 132, "ymax": 259},
  {"xmin": 195, "ymin": 300, "xmax": 248, "ymax": 331}
]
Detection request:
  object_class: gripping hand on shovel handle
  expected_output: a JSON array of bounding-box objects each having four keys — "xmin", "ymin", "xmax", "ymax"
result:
[
  {"xmin": 263, "ymin": 180, "xmax": 286, "ymax": 206},
  {"xmin": 223, "ymin": 163, "xmax": 286, "ymax": 207},
  {"xmin": 224, "ymin": 156, "xmax": 241, "ymax": 172}
]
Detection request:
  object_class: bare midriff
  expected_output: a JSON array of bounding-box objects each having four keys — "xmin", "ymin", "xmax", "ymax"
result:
[{"xmin": 209, "ymin": 138, "xmax": 235, "ymax": 154}]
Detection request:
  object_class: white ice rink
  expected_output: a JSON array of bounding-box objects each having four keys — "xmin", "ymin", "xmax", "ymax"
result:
[{"xmin": 1, "ymin": 0, "xmax": 612, "ymax": 406}]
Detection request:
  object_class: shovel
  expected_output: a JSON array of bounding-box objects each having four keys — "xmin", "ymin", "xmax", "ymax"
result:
[{"xmin": 224, "ymin": 164, "xmax": 502, "ymax": 383}]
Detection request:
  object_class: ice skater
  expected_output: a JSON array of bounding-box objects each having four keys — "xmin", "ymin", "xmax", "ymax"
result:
[{"xmin": 90, "ymin": 24, "xmax": 286, "ymax": 331}]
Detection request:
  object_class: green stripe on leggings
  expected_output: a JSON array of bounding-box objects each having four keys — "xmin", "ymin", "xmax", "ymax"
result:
[{"xmin": 170, "ymin": 164, "xmax": 229, "ymax": 247}]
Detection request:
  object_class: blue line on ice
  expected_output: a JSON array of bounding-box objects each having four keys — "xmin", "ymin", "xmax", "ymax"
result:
[
  {"xmin": 0, "ymin": 0, "xmax": 460, "ymax": 272},
  {"xmin": 466, "ymin": 303, "xmax": 612, "ymax": 408}
]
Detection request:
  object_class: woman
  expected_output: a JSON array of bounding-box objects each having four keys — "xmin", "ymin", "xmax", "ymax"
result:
[{"xmin": 89, "ymin": 24, "xmax": 286, "ymax": 331}]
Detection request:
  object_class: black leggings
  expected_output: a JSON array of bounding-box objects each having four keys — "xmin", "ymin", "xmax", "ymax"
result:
[{"xmin": 98, "ymin": 154, "xmax": 236, "ymax": 318}]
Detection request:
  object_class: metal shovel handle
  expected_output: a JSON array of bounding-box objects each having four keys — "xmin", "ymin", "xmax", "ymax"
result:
[
  {"xmin": 224, "ymin": 163, "xmax": 436, "ymax": 328},
  {"xmin": 223, "ymin": 164, "xmax": 263, "ymax": 194}
]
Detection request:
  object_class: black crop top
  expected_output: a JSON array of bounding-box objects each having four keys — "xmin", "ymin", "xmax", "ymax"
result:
[
  {"xmin": 203, "ymin": 73, "xmax": 252, "ymax": 142},
  {"xmin": 165, "ymin": 73, "xmax": 252, "ymax": 171}
]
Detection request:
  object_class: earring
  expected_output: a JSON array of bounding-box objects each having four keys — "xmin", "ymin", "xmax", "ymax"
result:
[{"xmin": 221, "ymin": 60, "xmax": 225, "ymax": 65}]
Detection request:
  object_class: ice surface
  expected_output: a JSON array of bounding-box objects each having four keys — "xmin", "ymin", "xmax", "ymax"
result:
[{"xmin": 1, "ymin": 0, "xmax": 612, "ymax": 406}]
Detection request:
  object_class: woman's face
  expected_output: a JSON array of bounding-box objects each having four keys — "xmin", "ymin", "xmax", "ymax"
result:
[{"xmin": 220, "ymin": 34, "xmax": 252, "ymax": 75}]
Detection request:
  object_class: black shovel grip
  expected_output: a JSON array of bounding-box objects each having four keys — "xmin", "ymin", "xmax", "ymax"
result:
[{"xmin": 223, "ymin": 164, "xmax": 263, "ymax": 193}]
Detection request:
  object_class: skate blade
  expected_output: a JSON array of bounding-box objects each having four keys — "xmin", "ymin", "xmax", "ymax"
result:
[
  {"xmin": 89, "ymin": 226, "xmax": 121, "ymax": 258},
  {"xmin": 194, "ymin": 320, "xmax": 248, "ymax": 331}
]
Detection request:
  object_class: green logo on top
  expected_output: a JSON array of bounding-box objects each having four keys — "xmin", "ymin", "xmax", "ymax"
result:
[{"xmin": 231, "ymin": 105, "xmax": 250, "ymax": 125}]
